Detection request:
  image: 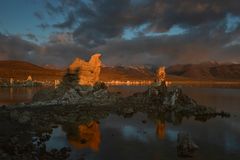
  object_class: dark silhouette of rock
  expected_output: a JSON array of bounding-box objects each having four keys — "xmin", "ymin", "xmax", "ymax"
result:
[
  {"xmin": 60, "ymin": 68, "xmax": 80, "ymax": 90},
  {"xmin": 93, "ymin": 82, "xmax": 108, "ymax": 92}
]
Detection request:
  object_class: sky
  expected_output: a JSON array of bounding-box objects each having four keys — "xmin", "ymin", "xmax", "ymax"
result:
[{"xmin": 0, "ymin": 0, "xmax": 240, "ymax": 67}]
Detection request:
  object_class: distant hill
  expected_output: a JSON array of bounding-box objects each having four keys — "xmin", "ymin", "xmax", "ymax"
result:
[
  {"xmin": 0, "ymin": 60, "xmax": 64, "ymax": 81},
  {"xmin": 100, "ymin": 66, "xmax": 154, "ymax": 81},
  {"xmin": 0, "ymin": 60, "xmax": 154, "ymax": 82},
  {"xmin": 166, "ymin": 62, "xmax": 240, "ymax": 80}
]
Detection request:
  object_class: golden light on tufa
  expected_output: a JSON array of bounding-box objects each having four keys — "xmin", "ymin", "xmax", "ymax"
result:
[
  {"xmin": 69, "ymin": 53, "xmax": 102, "ymax": 86},
  {"xmin": 156, "ymin": 66, "xmax": 166, "ymax": 82},
  {"xmin": 27, "ymin": 75, "xmax": 32, "ymax": 81}
]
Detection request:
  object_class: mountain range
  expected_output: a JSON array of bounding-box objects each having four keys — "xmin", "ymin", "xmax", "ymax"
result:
[
  {"xmin": 0, "ymin": 60, "xmax": 239, "ymax": 82},
  {"xmin": 166, "ymin": 62, "xmax": 240, "ymax": 80}
]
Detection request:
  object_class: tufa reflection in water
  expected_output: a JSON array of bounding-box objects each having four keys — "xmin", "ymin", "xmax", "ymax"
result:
[
  {"xmin": 156, "ymin": 121, "xmax": 166, "ymax": 140},
  {"xmin": 63, "ymin": 121, "xmax": 101, "ymax": 152}
]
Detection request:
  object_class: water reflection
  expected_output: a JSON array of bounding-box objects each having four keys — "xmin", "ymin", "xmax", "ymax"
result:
[
  {"xmin": 46, "ymin": 110, "xmax": 240, "ymax": 160},
  {"xmin": 156, "ymin": 121, "xmax": 166, "ymax": 140},
  {"xmin": 0, "ymin": 87, "xmax": 46, "ymax": 105},
  {"xmin": 63, "ymin": 121, "xmax": 101, "ymax": 152}
]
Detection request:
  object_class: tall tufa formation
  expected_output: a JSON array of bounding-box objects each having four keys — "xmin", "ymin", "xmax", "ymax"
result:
[
  {"xmin": 147, "ymin": 66, "xmax": 167, "ymax": 97},
  {"xmin": 156, "ymin": 66, "xmax": 166, "ymax": 82},
  {"xmin": 69, "ymin": 53, "xmax": 102, "ymax": 86}
]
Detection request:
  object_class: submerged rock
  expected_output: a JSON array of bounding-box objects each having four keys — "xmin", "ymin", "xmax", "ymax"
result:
[{"xmin": 177, "ymin": 132, "xmax": 199, "ymax": 157}]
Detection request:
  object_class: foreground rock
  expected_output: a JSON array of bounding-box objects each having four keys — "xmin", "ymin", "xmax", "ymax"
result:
[
  {"xmin": 177, "ymin": 132, "xmax": 199, "ymax": 157},
  {"xmin": 10, "ymin": 110, "xmax": 32, "ymax": 124},
  {"xmin": 121, "ymin": 81, "xmax": 230, "ymax": 120},
  {"xmin": 31, "ymin": 67, "xmax": 119, "ymax": 107}
]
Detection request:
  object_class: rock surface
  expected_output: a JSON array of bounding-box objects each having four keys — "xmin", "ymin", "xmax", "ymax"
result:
[
  {"xmin": 69, "ymin": 53, "xmax": 102, "ymax": 86},
  {"xmin": 32, "ymin": 70, "xmax": 117, "ymax": 106},
  {"xmin": 10, "ymin": 110, "xmax": 32, "ymax": 124},
  {"xmin": 156, "ymin": 66, "xmax": 166, "ymax": 82}
]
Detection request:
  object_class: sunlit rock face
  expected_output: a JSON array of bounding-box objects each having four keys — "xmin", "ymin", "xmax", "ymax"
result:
[
  {"xmin": 26, "ymin": 75, "xmax": 32, "ymax": 81},
  {"xmin": 156, "ymin": 66, "xmax": 166, "ymax": 82},
  {"xmin": 69, "ymin": 53, "xmax": 102, "ymax": 86}
]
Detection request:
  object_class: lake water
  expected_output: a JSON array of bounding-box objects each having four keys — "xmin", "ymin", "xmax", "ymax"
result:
[
  {"xmin": 0, "ymin": 87, "xmax": 44, "ymax": 105},
  {"xmin": 0, "ymin": 86, "xmax": 240, "ymax": 159}
]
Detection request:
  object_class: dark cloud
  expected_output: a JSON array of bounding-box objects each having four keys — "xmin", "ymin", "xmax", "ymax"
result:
[
  {"xmin": 0, "ymin": 32, "xmax": 90, "ymax": 66},
  {"xmin": 37, "ymin": 23, "xmax": 50, "ymax": 30},
  {"xmin": 96, "ymin": 22, "xmax": 240, "ymax": 65},
  {"xmin": 34, "ymin": 11, "xmax": 44, "ymax": 20},
  {"xmin": 45, "ymin": 1, "xmax": 63, "ymax": 16},
  {"xmin": 25, "ymin": 33, "xmax": 38, "ymax": 41},
  {"xmin": 53, "ymin": 12, "xmax": 76, "ymax": 29},
  {"xmin": 43, "ymin": 0, "xmax": 240, "ymax": 47},
  {"xmin": 1, "ymin": 0, "xmax": 240, "ymax": 66},
  {"xmin": 0, "ymin": 33, "xmax": 39, "ymax": 60},
  {"xmin": 48, "ymin": 32, "xmax": 74, "ymax": 44},
  {"xmin": 0, "ymin": 20, "xmax": 239, "ymax": 67}
]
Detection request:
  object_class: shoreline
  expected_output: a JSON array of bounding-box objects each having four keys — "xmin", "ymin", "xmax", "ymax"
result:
[{"xmin": 1, "ymin": 80, "xmax": 240, "ymax": 88}]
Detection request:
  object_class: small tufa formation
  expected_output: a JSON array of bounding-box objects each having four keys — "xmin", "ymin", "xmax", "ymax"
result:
[
  {"xmin": 26, "ymin": 75, "xmax": 32, "ymax": 81},
  {"xmin": 10, "ymin": 78, "xmax": 14, "ymax": 85},
  {"xmin": 69, "ymin": 53, "xmax": 102, "ymax": 86},
  {"xmin": 177, "ymin": 132, "xmax": 199, "ymax": 157},
  {"xmin": 163, "ymin": 88, "xmax": 197, "ymax": 107}
]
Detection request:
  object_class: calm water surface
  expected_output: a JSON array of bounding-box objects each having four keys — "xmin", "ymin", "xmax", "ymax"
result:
[
  {"xmin": 0, "ymin": 86, "xmax": 240, "ymax": 159},
  {"xmin": 0, "ymin": 87, "xmax": 44, "ymax": 105}
]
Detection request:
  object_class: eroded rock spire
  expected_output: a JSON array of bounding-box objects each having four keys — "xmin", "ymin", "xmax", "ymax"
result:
[{"xmin": 69, "ymin": 53, "xmax": 102, "ymax": 86}]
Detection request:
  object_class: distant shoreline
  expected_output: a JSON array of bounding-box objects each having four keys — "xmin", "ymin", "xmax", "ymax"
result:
[
  {"xmin": 1, "ymin": 80, "xmax": 240, "ymax": 89},
  {"xmin": 168, "ymin": 80, "xmax": 240, "ymax": 89}
]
